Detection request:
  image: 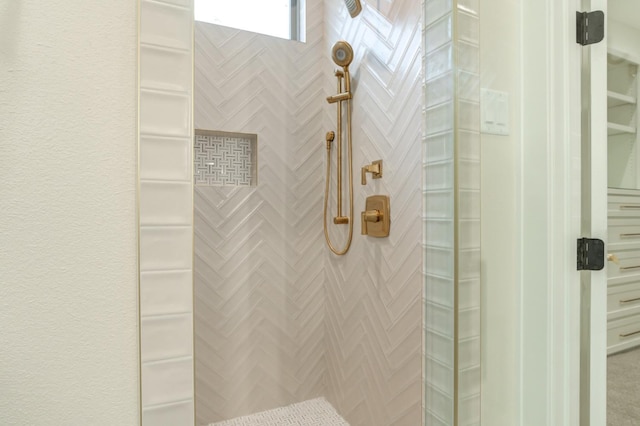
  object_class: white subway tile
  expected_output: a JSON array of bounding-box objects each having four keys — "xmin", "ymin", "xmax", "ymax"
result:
[
  {"xmin": 425, "ymin": 102, "xmax": 454, "ymax": 135},
  {"xmin": 140, "ymin": 182, "xmax": 192, "ymax": 226},
  {"xmin": 459, "ymin": 307, "xmax": 480, "ymax": 340},
  {"xmin": 425, "ymin": 329, "xmax": 454, "ymax": 367},
  {"xmin": 140, "ymin": 271, "xmax": 193, "ymax": 316},
  {"xmin": 459, "ymin": 248, "xmax": 480, "ymax": 280},
  {"xmin": 458, "ymin": 337, "xmax": 480, "ymax": 369},
  {"xmin": 141, "ymin": 45, "xmax": 192, "ymax": 92},
  {"xmin": 141, "ymin": 357, "xmax": 194, "ymax": 407},
  {"xmin": 424, "ymin": 161, "xmax": 453, "ymax": 191},
  {"xmin": 141, "ymin": 314, "xmax": 193, "ymax": 362},
  {"xmin": 459, "ymin": 278, "xmax": 480, "ymax": 310},
  {"xmin": 425, "ymin": 384, "xmax": 454, "ymax": 424},
  {"xmin": 425, "ymin": 274, "xmax": 454, "ymax": 308},
  {"xmin": 458, "ymin": 100, "xmax": 480, "ymax": 132},
  {"xmin": 459, "ymin": 189, "xmax": 480, "ymax": 220},
  {"xmin": 424, "ymin": 218, "xmax": 454, "ymax": 248},
  {"xmin": 426, "ymin": 43, "xmax": 453, "ymax": 81},
  {"xmin": 140, "ymin": 227, "xmax": 193, "ymax": 271},
  {"xmin": 425, "ymin": 357, "xmax": 454, "ymax": 396},
  {"xmin": 425, "ymin": 72, "xmax": 454, "ymax": 108},
  {"xmin": 459, "ymin": 159, "xmax": 480, "ymax": 191},
  {"xmin": 458, "ymin": 0, "xmax": 479, "ymax": 15},
  {"xmin": 140, "ymin": 136, "xmax": 191, "ymax": 181},
  {"xmin": 424, "ymin": 190, "xmax": 453, "ymax": 219},
  {"xmin": 459, "ymin": 218, "xmax": 480, "ymax": 249},
  {"xmin": 458, "ymin": 71, "xmax": 480, "ymax": 102},
  {"xmin": 426, "ymin": 301, "xmax": 454, "ymax": 337},
  {"xmin": 141, "ymin": 90, "xmax": 191, "ymax": 137},
  {"xmin": 458, "ymin": 130, "xmax": 480, "ymax": 161},
  {"xmin": 143, "ymin": 400, "xmax": 194, "ymax": 426},
  {"xmin": 425, "ymin": 411, "xmax": 450, "ymax": 426},
  {"xmin": 425, "ymin": 15, "xmax": 452, "ymax": 54},
  {"xmin": 156, "ymin": 0, "xmax": 192, "ymax": 9},
  {"xmin": 457, "ymin": 11, "xmax": 479, "ymax": 44},
  {"xmin": 425, "ymin": 0, "xmax": 452, "ymax": 27},
  {"xmin": 141, "ymin": 0, "xmax": 192, "ymax": 50},
  {"xmin": 424, "ymin": 132, "xmax": 454, "ymax": 163},
  {"xmin": 459, "ymin": 393, "xmax": 481, "ymax": 424},
  {"xmin": 424, "ymin": 247, "xmax": 454, "ymax": 278},
  {"xmin": 458, "ymin": 41, "xmax": 480, "ymax": 74}
]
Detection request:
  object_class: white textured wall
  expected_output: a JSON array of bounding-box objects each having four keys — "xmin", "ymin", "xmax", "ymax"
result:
[
  {"xmin": 479, "ymin": 0, "xmax": 519, "ymax": 424},
  {"xmin": 0, "ymin": 1, "xmax": 139, "ymax": 425}
]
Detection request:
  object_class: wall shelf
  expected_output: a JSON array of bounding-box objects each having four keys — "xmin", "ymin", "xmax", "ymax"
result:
[
  {"xmin": 608, "ymin": 122, "xmax": 637, "ymax": 136},
  {"xmin": 608, "ymin": 47, "xmax": 640, "ymax": 189},
  {"xmin": 608, "ymin": 90, "xmax": 637, "ymax": 108}
]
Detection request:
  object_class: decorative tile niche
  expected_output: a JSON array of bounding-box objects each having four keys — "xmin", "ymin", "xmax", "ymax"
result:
[{"xmin": 194, "ymin": 130, "xmax": 257, "ymax": 186}]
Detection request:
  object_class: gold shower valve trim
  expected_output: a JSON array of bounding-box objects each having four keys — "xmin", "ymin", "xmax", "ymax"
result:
[
  {"xmin": 361, "ymin": 160, "xmax": 383, "ymax": 185},
  {"xmin": 361, "ymin": 195, "xmax": 390, "ymax": 237}
]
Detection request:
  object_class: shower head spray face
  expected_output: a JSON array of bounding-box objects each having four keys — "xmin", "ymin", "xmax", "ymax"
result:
[
  {"xmin": 332, "ymin": 41, "xmax": 354, "ymax": 69},
  {"xmin": 344, "ymin": 0, "xmax": 362, "ymax": 18}
]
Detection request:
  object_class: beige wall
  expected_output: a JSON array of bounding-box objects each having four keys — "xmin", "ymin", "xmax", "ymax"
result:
[
  {"xmin": 0, "ymin": 1, "xmax": 139, "ymax": 425},
  {"xmin": 480, "ymin": 0, "xmax": 520, "ymax": 424}
]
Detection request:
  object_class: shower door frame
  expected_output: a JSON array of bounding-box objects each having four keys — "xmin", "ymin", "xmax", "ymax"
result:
[{"xmin": 518, "ymin": 0, "xmax": 588, "ymax": 424}]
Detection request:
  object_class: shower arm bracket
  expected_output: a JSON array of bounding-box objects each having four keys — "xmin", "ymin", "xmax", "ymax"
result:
[{"xmin": 327, "ymin": 92, "xmax": 352, "ymax": 103}]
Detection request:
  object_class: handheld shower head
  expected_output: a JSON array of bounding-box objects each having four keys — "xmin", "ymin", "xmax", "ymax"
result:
[
  {"xmin": 344, "ymin": 0, "xmax": 362, "ymax": 18},
  {"xmin": 332, "ymin": 41, "xmax": 354, "ymax": 69}
]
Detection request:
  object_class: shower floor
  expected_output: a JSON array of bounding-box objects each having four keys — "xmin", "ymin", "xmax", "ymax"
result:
[{"xmin": 210, "ymin": 398, "xmax": 349, "ymax": 426}]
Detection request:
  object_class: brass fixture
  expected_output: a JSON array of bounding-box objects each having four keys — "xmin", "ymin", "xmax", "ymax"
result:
[
  {"xmin": 326, "ymin": 131, "xmax": 334, "ymax": 150},
  {"xmin": 324, "ymin": 40, "xmax": 355, "ymax": 255},
  {"xmin": 361, "ymin": 195, "xmax": 390, "ymax": 237},
  {"xmin": 343, "ymin": 0, "xmax": 363, "ymax": 18},
  {"xmin": 361, "ymin": 160, "xmax": 383, "ymax": 185}
]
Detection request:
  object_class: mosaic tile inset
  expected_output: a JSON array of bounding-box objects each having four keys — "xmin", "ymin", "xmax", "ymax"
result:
[{"xmin": 194, "ymin": 132, "xmax": 256, "ymax": 186}]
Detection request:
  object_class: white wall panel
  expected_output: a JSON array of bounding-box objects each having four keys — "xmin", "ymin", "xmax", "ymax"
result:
[{"xmin": 139, "ymin": 0, "xmax": 195, "ymax": 424}]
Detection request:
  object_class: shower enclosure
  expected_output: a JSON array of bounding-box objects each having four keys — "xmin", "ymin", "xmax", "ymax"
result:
[{"xmin": 137, "ymin": 0, "xmax": 481, "ymax": 424}]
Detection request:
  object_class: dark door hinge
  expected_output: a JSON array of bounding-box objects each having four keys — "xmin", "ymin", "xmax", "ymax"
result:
[
  {"xmin": 577, "ymin": 238, "xmax": 605, "ymax": 271},
  {"xmin": 577, "ymin": 11, "xmax": 605, "ymax": 46}
]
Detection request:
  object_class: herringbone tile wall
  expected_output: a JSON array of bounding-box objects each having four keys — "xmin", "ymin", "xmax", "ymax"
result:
[
  {"xmin": 193, "ymin": 2, "xmax": 327, "ymax": 423},
  {"xmin": 323, "ymin": 0, "xmax": 424, "ymax": 425}
]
